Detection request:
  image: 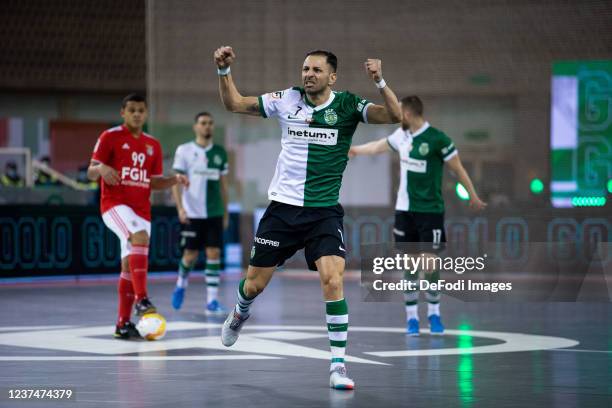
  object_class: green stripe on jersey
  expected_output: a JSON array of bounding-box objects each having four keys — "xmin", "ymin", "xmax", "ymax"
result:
[
  {"xmin": 388, "ymin": 124, "xmax": 457, "ymax": 213},
  {"xmin": 405, "ymin": 126, "xmax": 455, "ymax": 213},
  {"xmin": 257, "ymin": 95, "xmax": 267, "ymax": 118},
  {"xmin": 172, "ymin": 142, "xmax": 228, "ymax": 218},
  {"xmin": 260, "ymin": 87, "xmax": 370, "ymax": 207}
]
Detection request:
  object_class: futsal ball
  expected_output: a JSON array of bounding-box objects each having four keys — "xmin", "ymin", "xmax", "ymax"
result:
[{"xmin": 136, "ymin": 313, "xmax": 167, "ymax": 341}]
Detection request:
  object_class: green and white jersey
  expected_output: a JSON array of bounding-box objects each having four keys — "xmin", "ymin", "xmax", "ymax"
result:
[
  {"xmin": 258, "ymin": 87, "xmax": 372, "ymax": 207},
  {"xmin": 172, "ymin": 141, "xmax": 228, "ymax": 219},
  {"xmin": 387, "ymin": 122, "xmax": 457, "ymax": 213}
]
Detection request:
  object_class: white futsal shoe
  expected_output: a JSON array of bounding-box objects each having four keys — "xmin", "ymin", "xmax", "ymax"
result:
[
  {"xmin": 329, "ymin": 366, "xmax": 355, "ymax": 390},
  {"xmin": 221, "ymin": 308, "xmax": 249, "ymax": 347}
]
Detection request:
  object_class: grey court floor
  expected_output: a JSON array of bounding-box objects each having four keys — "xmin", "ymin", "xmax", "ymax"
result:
[{"xmin": 0, "ymin": 273, "xmax": 611, "ymax": 408}]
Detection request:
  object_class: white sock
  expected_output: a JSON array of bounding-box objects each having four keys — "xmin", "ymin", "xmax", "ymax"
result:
[
  {"xmin": 177, "ymin": 275, "xmax": 189, "ymax": 289},
  {"xmin": 405, "ymin": 304, "xmax": 418, "ymax": 321},
  {"xmin": 207, "ymin": 286, "xmax": 218, "ymax": 303},
  {"xmin": 330, "ymin": 361, "xmax": 345, "ymax": 371},
  {"xmin": 428, "ymin": 302, "xmax": 440, "ymax": 317}
]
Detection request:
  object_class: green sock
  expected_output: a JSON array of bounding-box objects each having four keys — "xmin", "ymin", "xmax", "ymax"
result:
[
  {"xmin": 404, "ymin": 270, "xmax": 419, "ymax": 320},
  {"xmin": 235, "ymin": 278, "xmax": 256, "ymax": 316},
  {"xmin": 425, "ymin": 269, "xmax": 441, "ymax": 315},
  {"xmin": 326, "ymin": 298, "xmax": 348, "ymax": 370}
]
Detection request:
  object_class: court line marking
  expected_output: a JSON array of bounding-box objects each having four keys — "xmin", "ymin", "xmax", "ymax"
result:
[
  {"xmin": 0, "ymin": 325, "xmax": 74, "ymax": 332},
  {"xmin": 362, "ymin": 328, "xmax": 579, "ymax": 357},
  {"xmin": 548, "ymin": 348, "xmax": 612, "ymax": 353},
  {"xmin": 0, "ymin": 355, "xmax": 281, "ymax": 361},
  {"xmin": 0, "ymin": 324, "xmax": 580, "ymax": 362},
  {"xmin": 0, "ymin": 323, "xmax": 385, "ymax": 365}
]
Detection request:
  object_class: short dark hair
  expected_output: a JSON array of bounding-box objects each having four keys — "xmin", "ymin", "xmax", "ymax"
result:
[
  {"xmin": 401, "ymin": 96, "xmax": 424, "ymax": 116},
  {"xmin": 122, "ymin": 93, "xmax": 147, "ymax": 108},
  {"xmin": 194, "ymin": 111, "xmax": 213, "ymax": 123},
  {"xmin": 305, "ymin": 50, "xmax": 338, "ymax": 72}
]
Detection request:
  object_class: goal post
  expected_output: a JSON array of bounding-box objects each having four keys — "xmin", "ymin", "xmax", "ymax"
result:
[
  {"xmin": 0, "ymin": 147, "xmax": 33, "ymax": 187},
  {"xmin": 0, "ymin": 148, "xmax": 88, "ymax": 190}
]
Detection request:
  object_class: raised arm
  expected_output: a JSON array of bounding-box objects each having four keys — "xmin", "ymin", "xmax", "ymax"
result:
[
  {"xmin": 214, "ymin": 46, "xmax": 261, "ymax": 116},
  {"xmin": 349, "ymin": 137, "xmax": 391, "ymax": 157},
  {"xmin": 446, "ymin": 154, "xmax": 487, "ymax": 211},
  {"xmin": 363, "ymin": 59, "xmax": 402, "ymax": 124}
]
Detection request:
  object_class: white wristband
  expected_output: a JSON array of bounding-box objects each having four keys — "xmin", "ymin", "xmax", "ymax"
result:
[
  {"xmin": 217, "ymin": 66, "xmax": 231, "ymax": 76},
  {"xmin": 375, "ymin": 78, "xmax": 386, "ymax": 89}
]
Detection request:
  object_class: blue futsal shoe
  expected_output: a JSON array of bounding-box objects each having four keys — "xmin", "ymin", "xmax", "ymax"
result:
[
  {"xmin": 428, "ymin": 314, "xmax": 445, "ymax": 335},
  {"xmin": 205, "ymin": 299, "xmax": 227, "ymax": 316},
  {"xmin": 407, "ymin": 318, "xmax": 420, "ymax": 336},
  {"xmin": 171, "ymin": 287, "xmax": 185, "ymax": 310}
]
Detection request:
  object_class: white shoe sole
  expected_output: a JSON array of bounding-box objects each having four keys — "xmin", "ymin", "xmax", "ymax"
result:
[{"xmin": 330, "ymin": 374, "xmax": 355, "ymax": 390}]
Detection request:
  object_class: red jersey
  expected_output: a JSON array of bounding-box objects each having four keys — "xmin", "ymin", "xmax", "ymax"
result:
[{"xmin": 91, "ymin": 125, "xmax": 163, "ymax": 221}]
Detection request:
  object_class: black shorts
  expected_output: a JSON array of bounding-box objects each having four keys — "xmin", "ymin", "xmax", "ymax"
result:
[
  {"xmin": 394, "ymin": 211, "xmax": 446, "ymax": 251},
  {"xmin": 180, "ymin": 217, "xmax": 223, "ymax": 250},
  {"xmin": 250, "ymin": 201, "xmax": 346, "ymax": 271}
]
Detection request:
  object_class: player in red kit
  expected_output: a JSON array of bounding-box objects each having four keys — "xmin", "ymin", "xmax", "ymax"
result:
[{"xmin": 87, "ymin": 94, "xmax": 189, "ymax": 339}]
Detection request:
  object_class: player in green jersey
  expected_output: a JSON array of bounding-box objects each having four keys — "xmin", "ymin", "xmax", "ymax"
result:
[
  {"xmin": 350, "ymin": 95, "xmax": 486, "ymax": 335},
  {"xmin": 171, "ymin": 112, "xmax": 230, "ymax": 315},
  {"xmin": 213, "ymin": 45, "xmax": 401, "ymax": 389}
]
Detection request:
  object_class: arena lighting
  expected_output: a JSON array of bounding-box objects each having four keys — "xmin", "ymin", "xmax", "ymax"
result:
[
  {"xmin": 571, "ymin": 196, "xmax": 606, "ymax": 207},
  {"xmin": 530, "ymin": 178, "xmax": 544, "ymax": 194}
]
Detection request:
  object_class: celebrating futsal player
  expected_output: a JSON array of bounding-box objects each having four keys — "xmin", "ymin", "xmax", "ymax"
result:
[
  {"xmin": 213, "ymin": 45, "xmax": 401, "ymax": 389},
  {"xmin": 87, "ymin": 94, "xmax": 189, "ymax": 339},
  {"xmin": 350, "ymin": 95, "xmax": 486, "ymax": 335}
]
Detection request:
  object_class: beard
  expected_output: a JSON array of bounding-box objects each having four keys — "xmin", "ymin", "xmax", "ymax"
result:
[{"xmin": 304, "ymin": 83, "xmax": 326, "ymax": 96}]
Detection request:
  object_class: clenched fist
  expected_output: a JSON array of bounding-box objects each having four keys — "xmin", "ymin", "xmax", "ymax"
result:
[
  {"xmin": 365, "ymin": 59, "xmax": 383, "ymax": 82},
  {"xmin": 214, "ymin": 46, "xmax": 236, "ymax": 69}
]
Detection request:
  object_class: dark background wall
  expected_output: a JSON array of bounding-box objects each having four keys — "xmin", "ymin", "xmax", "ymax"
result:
[
  {"xmin": 2, "ymin": 1, "xmax": 611, "ymax": 205},
  {"xmin": 146, "ymin": 0, "xmax": 612, "ymax": 204},
  {"xmin": 0, "ymin": 0, "xmax": 146, "ymax": 92}
]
